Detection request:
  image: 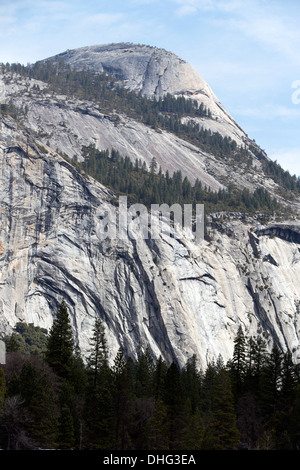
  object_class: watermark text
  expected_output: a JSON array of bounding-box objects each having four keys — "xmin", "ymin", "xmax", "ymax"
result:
[{"xmin": 95, "ymin": 197, "xmax": 204, "ymax": 243}]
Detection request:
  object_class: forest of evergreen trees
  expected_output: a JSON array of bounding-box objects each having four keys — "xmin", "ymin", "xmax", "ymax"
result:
[
  {"xmin": 75, "ymin": 145, "xmax": 279, "ymax": 216},
  {"xmin": 1, "ymin": 302, "xmax": 300, "ymax": 451}
]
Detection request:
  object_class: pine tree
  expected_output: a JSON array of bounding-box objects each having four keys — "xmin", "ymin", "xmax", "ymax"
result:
[
  {"xmin": 163, "ymin": 362, "xmax": 187, "ymax": 449},
  {"xmin": 112, "ymin": 353, "xmax": 135, "ymax": 450},
  {"xmin": 84, "ymin": 318, "xmax": 115, "ymax": 449},
  {"xmin": 86, "ymin": 317, "xmax": 108, "ymax": 387},
  {"xmin": 152, "ymin": 355, "xmax": 168, "ymax": 400},
  {"xmin": 229, "ymin": 325, "xmax": 247, "ymax": 400},
  {"xmin": 280, "ymin": 350, "xmax": 297, "ymax": 401},
  {"xmin": 199, "ymin": 361, "xmax": 218, "ymax": 422},
  {"xmin": 135, "ymin": 347, "xmax": 154, "ymax": 398},
  {"xmin": 205, "ymin": 368, "xmax": 240, "ymax": 450},
  {"xmin": 276, "ymin": 349, "xmax": 297, "ymax": 448},
  {"xmin": 245, "ymin": 335, "xmax": 267, "ymax": 396},
  {"xmin": 182, "ymin": 354, "xmax": 201, "ymax": 414},
  {"xmin": 58, "ymin": 404, "xmax": 75, "ymax": 449},
  {"xmin": 56, "ymin": 379, "xmax": 78, "ymax": 449},
  {"xmin": 11, "ymin": 359, "xmax": 58, "ymax": 448},
  {"xmin": 70, "ymin": 343, "xmax": 88, "ymax": 397},
  {"xmin": 147, "ymin": 396, "xmax": 169, "ymax": 449},
  {"xmin": 45, "ymin": 300, "xmax": 75, "ymax": 381},
  {"xmin": 182, "ymin": 406, "xmax": 204, "ymax": 450},
  {"xmin": 236, "ymin": 392, "xmax": 263, "ymax": 449},
  {"xmin": 260, "ymin": 344, "xmax": 283, "ymax": 426},
  {"xmin": 150, "ymin": 157, "xmax": 158, "ymax": 174}
]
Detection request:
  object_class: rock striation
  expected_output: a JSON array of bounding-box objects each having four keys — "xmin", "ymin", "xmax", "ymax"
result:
[
  {"xmin": 0, "ymin": 44, "xmax": 300, "ymax": 369},
  {"xmin": 0, "ymin": 114, "xmax": 300, "ymax": 368}
]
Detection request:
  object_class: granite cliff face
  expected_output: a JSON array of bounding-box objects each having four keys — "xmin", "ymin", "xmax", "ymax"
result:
[
  {"xmin": 1, "ymin": 114, "xmax": 300, "ymax": 367},
  {"xmin": 0, "ymin": 44, "xmax": 300, "ymax": 368}
]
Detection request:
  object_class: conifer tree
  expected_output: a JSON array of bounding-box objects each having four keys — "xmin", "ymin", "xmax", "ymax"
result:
[
  {"xmin": 10, "ymin": 359, "xmax": 58, "ymax": 448},
  {"xmin": 229, "ymin": 325, "xmax": 247, "ymax": 400},
  {"xmin": 260, "ymin": 344, "xmax": 283, "ymax": 425},
  {"xmin": 135, "ymin": 347, "xmax": 154, "ymax": 398},
  {"xmin": 245, "ymin": 336, "xmax": 266, "ymax": 394},
  {"xmin": 57, "ymin": 378, "xmax": 78, "ymax": 449},
  {"xmin": 163, "ymin": 362, "xmax": 187, "ymax": 449},
  {"xmin": 70, "ymin": 343, "xmax": 88, "ymax": 397},
  {"xmin": 182, "ymin": 354, "xmax": 201, "ymax": 414},
  {"xmin": 84, "ymin": 317, "xmax": 115, "ymax": 449},
  {"xmin": 276, "ymin": 349, "xmax": 297, "ymax": 447},
  {"xmin": 58, "ymin": 404, "xmax": 75, "ymax": 449},
  {"xmin": 112, "ymin": 353, "xmax": 135, "ymax": 450},
  {"xmin": 280, "ymin": 350, "xmax": 297, "ymax": 401},
  {"xmin": 181, "ymin": 406, "xmax": 204, "ymax": 450},
  {"xmin": 45, "ymin": 300, "xmax": 75, "ymax": 381},
  {"xmin": 147, "ymin": 396, "xmax": 169, "ymax": 449},
  {"xmin": 199, "ymin": 361, "xmax": 218, "ymax": 421},
  {"xmin": 86, "ymin": 317, "xmax": 108, "ymax": 387},
  {"xmin": 152, "ymin": 355, "xmax": 168, "ymax": 400},
  {"xmin": 205, "ymin": 368, "xmax": 240, "ymax": 450}
]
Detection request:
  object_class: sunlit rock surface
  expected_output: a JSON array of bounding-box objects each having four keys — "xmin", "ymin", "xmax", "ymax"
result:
[{"xmin": 0, "ymin": 115, "xmax": 300, "ymax": 368}]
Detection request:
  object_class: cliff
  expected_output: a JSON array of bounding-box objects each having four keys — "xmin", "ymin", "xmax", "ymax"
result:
[
  {"xmin": 0, "ymin": 114, "xmax": 300, "ymax": 368},
  {"xmin": 0, "ymin": 44, "xmax": 300, "ymax": 368}
]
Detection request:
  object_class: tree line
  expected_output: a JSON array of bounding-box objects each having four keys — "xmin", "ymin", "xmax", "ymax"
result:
[
  {"xmin": 76, "ymin": 145, "xmax": 279, "ymax": 215},
  {"xmin": 1, "ymin": 304, "xmax": 300, "ymax": 450}
]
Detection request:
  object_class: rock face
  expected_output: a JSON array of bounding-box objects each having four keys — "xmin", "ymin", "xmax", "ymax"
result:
[
  {"xmin": 0, "ymin": 44, "xmax": 300, "ymax": 369},
  {"xmin": 1, "ymin": 114, "xmax": 300, "ymax": 368},
  {"xmin": 44, "ymin": 43, "xmax": 251, "ymax": 148},
  {"xmin": 0, "ymin": 46, "xmax": 279, "ymax": 198}
]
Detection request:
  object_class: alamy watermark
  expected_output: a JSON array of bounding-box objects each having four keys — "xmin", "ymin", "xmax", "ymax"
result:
[
  {"xmin": 95, "ymin": 196, "xmax": 204, "ymax": 243},
  {"xmin": 291, "ymin": 80, "xmax": 300, "ymax": 104}
]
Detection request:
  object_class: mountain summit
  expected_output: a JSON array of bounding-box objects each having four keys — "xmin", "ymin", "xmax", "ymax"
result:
[
  {"xmin": 44, "ymin": 42, "xmax": 249, "ymax": 148},
  {"xmin": 29, "ymin": 43, "xmax": 281, "ymax": 196}
]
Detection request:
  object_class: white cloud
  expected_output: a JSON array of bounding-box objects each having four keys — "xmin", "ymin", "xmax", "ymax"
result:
[{"xmin": 230, "ymin": 15, "xmax": 300, "ymax": 64}]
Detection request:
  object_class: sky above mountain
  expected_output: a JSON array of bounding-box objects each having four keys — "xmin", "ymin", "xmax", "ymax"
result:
[{"xmin": 1, "ymin": 0, "xmax": 300, "ymax": 177}]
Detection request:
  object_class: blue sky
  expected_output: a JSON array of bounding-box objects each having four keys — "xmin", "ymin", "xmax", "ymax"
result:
[{"xmin": 1, "ymin": 0, "xmax": 300, "ymax": 176}]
